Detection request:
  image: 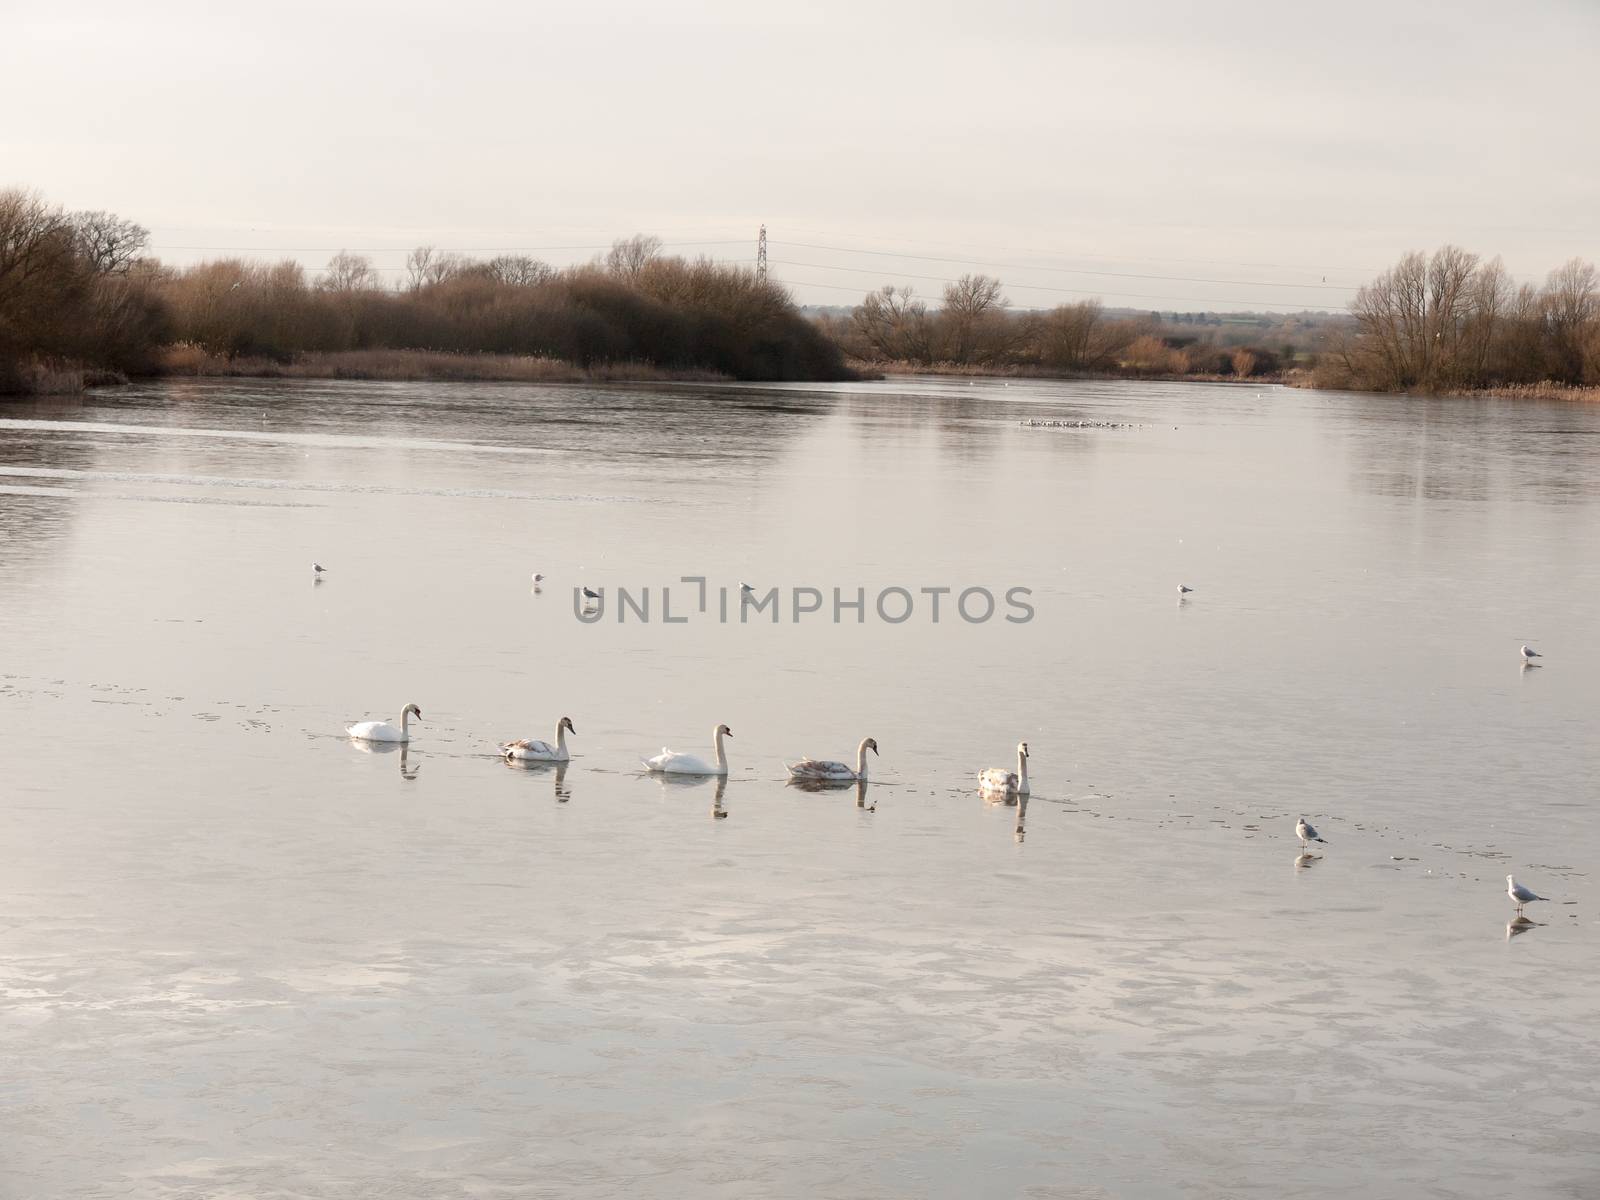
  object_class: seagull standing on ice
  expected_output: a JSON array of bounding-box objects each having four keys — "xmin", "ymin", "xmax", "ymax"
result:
[
  {"xmin": 1506, "ymin": 875, "xmax": 1548, "ymax": 916},
  {"xmin": 1177, "ymin": 584, "xmax": 1194, "ymax": 595},
  {"xmin": 581, "ymin": 586, "xmax": 601, "ymax": 602},
  {"xmin": 1521, "ymin": 645, "xmax": 1542, "ymax": 664},
  {"xmin": 532, "ymin": 573, "xmax": 545, "ymax": 584},
  {"xmin": 312, "ymin": 562, "xmax": 327, "ymax": 576},
  {"xmin": 1296, "ymin": 818, "xmax": 1328, "ymax": 849}
]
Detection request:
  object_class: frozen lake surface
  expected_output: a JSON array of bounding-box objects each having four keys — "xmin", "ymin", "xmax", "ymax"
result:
[{"xmin": 2, "ymin": 376, "xmax": 1597, "ymax": 1198}]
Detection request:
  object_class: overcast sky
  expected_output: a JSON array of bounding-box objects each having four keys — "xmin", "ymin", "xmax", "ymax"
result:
[{"xmin": 5, "ymin": 0, "xmax": 1596, "ymax": 311}]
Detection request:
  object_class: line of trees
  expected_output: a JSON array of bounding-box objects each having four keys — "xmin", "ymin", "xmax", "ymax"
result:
[
  {"xmin": 158, "ymin": 234, "xmax": 846, "ymax": 381},
  {"xmin": 1327, "ymin": 247, "xmax": 1599, "ymax": 391},
  {"xmin": 819, "ymin": 275, "xmax": 1294, "ymax": 378},
  {"xmin": 1, "ymin": 190, "xmax": 851, "ymax": 392}
]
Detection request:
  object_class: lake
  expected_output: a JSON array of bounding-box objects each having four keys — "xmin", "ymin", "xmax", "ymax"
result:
[{"xmin": 2, "ymin": 375, "xmax": 1597, "ymax": 1199}]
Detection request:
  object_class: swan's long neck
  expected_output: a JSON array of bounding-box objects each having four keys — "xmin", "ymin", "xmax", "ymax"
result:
[
  {"xmin": 856, "ymin": 739, "xmax": 871, "ymax": 781},
  {"xmin": 713, "ymin": 727, "xmax": 727, "ymax": 771},
  {"xmin": 1017, "ymin": 747, "xmax": 1029, "ymax": 790},
  {"xmin": 555, "ymin": 723, "xmax": 567, "ymax": 753},
  {"xmin": 400, "ymin": 707, "xmax": 412, "ymax": 736}
]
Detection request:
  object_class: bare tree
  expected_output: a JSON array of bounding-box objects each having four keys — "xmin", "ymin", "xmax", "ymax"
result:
[
  {"xmin": 1541, "ymin": 257, "xmax": 1598, "ymax": 384},
  {"xmin": 605, "ymin": 234, "xmax": 662, "ymax": 280},
  {"xmin": 942, "ymin": 273, "xmax": 1007, "ymax": 321},
  {"xmin": 320, "ymin": 250, "xmax": 379, "ymax": 292},
  {"xmin": 69, "ymin": 211, "xmax": 150, "ymax": 275},
  {"xmin": 853, "ymin": 285, "xmax": 931, "ymax": 363},
  {"xmin": 486, "ymin": 254, "xmax": 555, "ymax": 287},
  {"xmin": 0, "ymin": 189, "xmax": 90, "ymax": 367},
  {"xmin": 1033, "ymin": 300, "xmax": 1140, "ymax": 370},
  {"xmin": 1351, "ymin": 247, "xmax": 1482, "ymax": 389},
  {"xmin": 939, "ymin": 273, "xmax": 1012, "ymax": 364},
  {"xmin": 405, "ymin": 246, "xmax": 468, "ymax": 290}
]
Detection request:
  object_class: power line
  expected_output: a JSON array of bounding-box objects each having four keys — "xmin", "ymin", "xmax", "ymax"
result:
[
  {"xmin": 766, "ymin": 269, "xmax": 1348, "ymax": 312},
  {"xmin": 767, "ymin": 261, "xmax": 1349, "ymax": 311},
  {"xmin": 773, "ymin": 240, "xmax": 1358, "ymax": 292},
  {"xmin": 146, "ymin": 238, "xmax": 750, "ymax": 253},
  {"xmin": 772, "ymin": 223, "xmax": 1388, "ymax": 277}
]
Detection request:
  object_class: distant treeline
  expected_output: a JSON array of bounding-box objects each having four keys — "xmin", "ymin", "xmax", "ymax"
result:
[
  {"xmin": 815, "ymin": 275, "xmax": 1328, "ymax": 380},
  {"xmin": 0, "ymin": 187, "xmax": 850, "ymax": 393},
  {"xmin": 823, "ymin": 251, "xmax": 1600, "ymax": 395}
]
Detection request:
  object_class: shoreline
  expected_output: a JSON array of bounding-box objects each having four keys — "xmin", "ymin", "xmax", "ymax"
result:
[{"xmin": 13, "ymin": 353, "xmax": 1597, "ymax": 404}]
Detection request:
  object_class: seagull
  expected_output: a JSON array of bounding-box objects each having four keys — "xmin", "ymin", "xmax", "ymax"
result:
[
  {"xmin": 312, "ymin": 562, "xmax": 327, "ymax": 576},
  {"xmin": 531, "ymin": 573, "xmax": 544, "ymax": 584},
  {"xmin": 1521, "ymin": 644, "xmax": 1542, "ymax": 664},
  {"xmin": 1506, "ymin": 875, "xmax": 1548, "ymax": 916},
  {"xmin": 1296, "ymin": 818, "xmax": 1328, "ymax": 849},
  {"xmin": 1177, "ymin": 584, "xmax": 1194, "ymax": 594},
  {"xmin": 740, "ymin": 582, "xmax": 754, "ymax": 593},
  {"xmin": 581, "ymin": 586, "xmax": 601, "ymax": 602}
]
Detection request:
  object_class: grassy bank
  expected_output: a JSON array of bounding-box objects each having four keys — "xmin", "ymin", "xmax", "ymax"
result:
[
  {"xmin": 156, "ymin": 345, "xmax": 731, "ymax": 385},
  {"xmin": 1281, "ymin": 373, "xmax": 1600, "ymax": 401}
]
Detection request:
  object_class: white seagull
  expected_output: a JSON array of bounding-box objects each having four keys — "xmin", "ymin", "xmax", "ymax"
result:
[
  {"xmin": 581, "ymin": 585, "xmax": 601, "ymax": 601},
  {"xmin": 313, "ymin": 562, "xmax": 327, "ymax": 576},
  {"xmin": 531, "ymin": 572, "xmax": 545, "ymax": 584},
  {"xmin": 1295, "ymin": 818, "xmax": 1328, "ymax": 849},
  {"xmin": 1177, "ymin": 584, "xmax": 1194, "ymax": 594},
  {"xmin": 1521, "ymin": 644, "xmax": 1542, "ymax": 664},
  {"xmin": 1506, "ymin": 875, "xmax": 1548, "ymax": 916}
]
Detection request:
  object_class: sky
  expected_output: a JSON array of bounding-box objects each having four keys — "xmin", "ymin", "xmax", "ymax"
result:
[{"xmin": 4, "ymin": 0, "xmax": 1596, "ymax": 312}]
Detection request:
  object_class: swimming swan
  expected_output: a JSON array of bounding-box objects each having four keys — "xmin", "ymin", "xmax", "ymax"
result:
[
  {"xmin": 502, "ymin": 716, "xmax": 575, "ymax": 762},
  {"xmin": 644, "ymin": 724, "xmax": 731, "ymax": 776},
  {"xmin": 979, "ymin": 741, "xmax": 1030, "ymax": 795},
  {"xmin": 787, "ymin": 737, "xmax": 878, "ymax": 783},
  {"xmin": 348, "ymin": 703, "xmax": 422, "ymax": 743}
]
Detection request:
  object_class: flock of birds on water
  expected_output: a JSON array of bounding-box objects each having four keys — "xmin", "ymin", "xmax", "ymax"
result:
[{"xmin": 312, "ymin": 561, "xmax": 1560, "ymax": 927}]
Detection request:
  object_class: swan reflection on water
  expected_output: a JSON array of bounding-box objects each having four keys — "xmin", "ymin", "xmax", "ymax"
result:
[
  {"xmin": 1014, "ymin": 794, "xmax": 1028, "ymax": 843},
  {"xmin": 785, "ymin": 776, "xmax": 875, "ymax": 810},
  {"xmin": 711, "ymin": 776, "xmax": 728, "ymax": 819},
  {"xmin": 1294, "ymin": 852, "xmax": 1322, "ymax": 870},
  {"xmin": 347, "ymin": 736, "xmax": 421, "ymax": 780},
  {"xmin": 503, "ymin": 756, "xmax": 572, "ymax": 802},
  {"xmin": 1506, "ymin": 916, "xmax": 1542, "ymax": 940}
]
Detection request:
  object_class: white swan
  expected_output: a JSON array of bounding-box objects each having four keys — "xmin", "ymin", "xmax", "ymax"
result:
[
  {"xmin": 787, "ymin": 737, "xmax": 878, "ymax": 783},
  {"xmin": 644, "ymin": 724, "xmax": 731, "ymax": 776},
  {"xmin": 348, "ymin": 703, "xmax": 421, "ymax": 743},
  {"xmin": 502, "ymin": 716, "xmax": 575, "ymax": 762},
  {"xmin": 979, "ymin": 741, "xmax": 1030, "ymax": 795}
]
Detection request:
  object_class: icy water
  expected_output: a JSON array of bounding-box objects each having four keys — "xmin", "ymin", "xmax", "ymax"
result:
[{"xmin": 1, "ymin": 376, "xmax": 1597, "ymax": 1199}]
